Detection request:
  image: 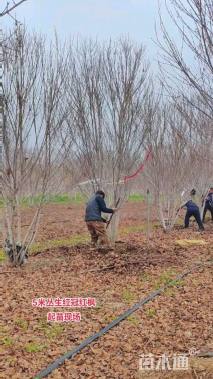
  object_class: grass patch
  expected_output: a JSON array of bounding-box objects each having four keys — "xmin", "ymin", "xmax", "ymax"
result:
[
  {"xmin": 0, "ymin": 250, "xmax": 6, "ymax": 263},
  {"xmin": 1, "ymin": 336, "xmax": 15, "ymax": 347},
  {"xmin": 164, "ymin": 287, "xmax": 177, "ymax": 297},
  {"xmin": 154, "ymin": 269, "xmax": 177, "ymax": 288},
  {"xmin": 145, "ymin": 308, "xmax": 157, "ymax": 318},
  {"xmin": 0, "ymin": 192, "xmax": 145, "ymax": 208},
  {"xmin": 36, "ymin": 320, "xmax": 64, "ymax": 341},
  {"xmin": 120, "ymin": 221, "xmax": 163, "ymax": 236},
  {"xmin": 152, "ymin": 221, "xmax": 161, "ymax": 229},
  {"xmin": 120, "ymin": 224, "xmax": 145, "ymax": 235},
  {"xmin": 25, "ymin": 342, "xmax": 47, "ymax": 353},
  {"xmin": 0, "ymin": 234, "xmax": 89, "ymax": 263},
  {"xmin": 128, "ymin": 193, "xmax": 144, "ymax": 202},
  {"xmin": 30, "ymin": 234, "xmax": 89, "ymax": 254},
  {"xmin": 0, "ymin": 192, "xmax": 86, "ymax": 208},
  {"xmin": 166, "ymin": 278, "xmax": 185, "ymax": 288},
  {"xmin": 15, "ymin": 319, "xmax": 28, "ymax": 331},
  {"xmin": 44, "ymin": 193, "xmax": 86, "ymax": 205},
  {"xmin": 127, "ymin": 315, "xmax": 140, "ymax": 326},
  {"xmin": 122, "ymin": 288, "xmax": 136, "ymax": 303},
  {"xmin": 153, "ymin": 269, "xmax": 184, "ymax": 290},
  {"xmin": 140, "ymin": 272, "xmax": 152, "ymax": 282},
  {"xmin": 45, "ymin": 324, "xmax": 64, "ymax": 340}
]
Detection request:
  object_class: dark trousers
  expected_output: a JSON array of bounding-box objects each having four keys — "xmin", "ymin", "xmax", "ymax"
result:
[
  {"xmin": 203, "ymin": 204, "xmax": 213, "ymax": 222},
  {"xmin": 185, "ymin": 209, "xmax": 204, "ymax": 230}
]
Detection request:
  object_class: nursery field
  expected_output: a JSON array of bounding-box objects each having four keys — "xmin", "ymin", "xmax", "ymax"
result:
[
  {"xmin": 0, "ymin": 0, "xmax": 212, "ymax": 379},
  {"xmin": 0, "ymin": 200, "xmax": 213, "ymax": 379}
]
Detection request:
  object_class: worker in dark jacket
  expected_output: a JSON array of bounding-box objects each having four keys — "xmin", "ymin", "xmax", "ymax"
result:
[
  {"xmin": 177, "ymin": 189, "xmax": 204, "ymax": 231},
  {"xmin": 202, "ymin": 187, "xmax": 213, "ymax": 223},
  {"xmin": 85, "ymin": 190, "xmax": 117, "ymax": 247}
]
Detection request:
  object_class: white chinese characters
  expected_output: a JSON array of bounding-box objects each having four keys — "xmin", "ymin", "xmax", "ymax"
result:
[{"xmin": 139, "ymin": 352, "xmax": 189, "ymax": 371}]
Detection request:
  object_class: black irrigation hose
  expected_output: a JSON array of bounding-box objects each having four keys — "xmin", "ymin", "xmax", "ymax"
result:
[{"xmin": 34, "ymin": 260, "xmax": 213, "ymax": 379}]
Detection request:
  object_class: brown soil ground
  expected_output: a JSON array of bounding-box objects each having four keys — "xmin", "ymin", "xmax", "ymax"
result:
[
  {"xmin": 0, "ymin": 202, "xmax": 212, "ymax": 379},
  {"xmin": 13, "ymin": 202, "xmax": 155, "ymax": 241}
]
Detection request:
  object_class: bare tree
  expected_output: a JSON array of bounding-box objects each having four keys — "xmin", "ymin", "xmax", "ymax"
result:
[
  {"xmin": 157, "ymin": 0, "xmax": 213, "ymax": 120},
  {"xmin": 1, "ymin": 26, "xmax": 68, "ymax": 265},
  {"xmin": 144, "ymin": 101, "xmax": 212, "ymax": 231},
  {"xmin": 63, "ymin": 39, "xmax": 152, "ymax": 241},
  {"xmin": 153, "ymin": 0, "xmax": 213, "ymax": 229}
]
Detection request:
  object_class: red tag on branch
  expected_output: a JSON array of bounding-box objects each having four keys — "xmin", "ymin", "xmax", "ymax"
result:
[{"xmin": 124, "ymin": 149, "xmax": 152, "ymax": 183}]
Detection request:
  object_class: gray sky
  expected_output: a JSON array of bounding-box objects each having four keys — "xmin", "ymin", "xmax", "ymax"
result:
[{"xmin": 1, "ymin": 0, "xmax": 175, "ymax": 64}]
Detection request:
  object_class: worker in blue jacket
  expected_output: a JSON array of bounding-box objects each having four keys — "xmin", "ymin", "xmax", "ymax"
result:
[
  {"xmin": 177, "ymin": 189, "xmax": 204, "ymax": 231},
  {"xmin": 85, "ymin": 190, "xmax": 117, "ymax": 248}
]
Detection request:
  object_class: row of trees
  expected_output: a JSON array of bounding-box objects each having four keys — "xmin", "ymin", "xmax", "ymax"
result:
[{"xmin": 0, "ymin": 0, "xmax": 212, "ymax": 264}]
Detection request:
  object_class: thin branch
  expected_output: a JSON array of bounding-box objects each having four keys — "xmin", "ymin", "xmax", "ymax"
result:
[{"xmin": 0, "ymin": 0, "xmax": 28, "ymax": 17}]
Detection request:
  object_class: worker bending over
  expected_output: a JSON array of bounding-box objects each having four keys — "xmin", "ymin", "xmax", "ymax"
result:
[
  {"xmin": 85, "ymin": 190, "xmax": 117, "ymax": 249},
  {"xmin": 177, "ymin": 189, "xmax": 204, "ymax": 231}
]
